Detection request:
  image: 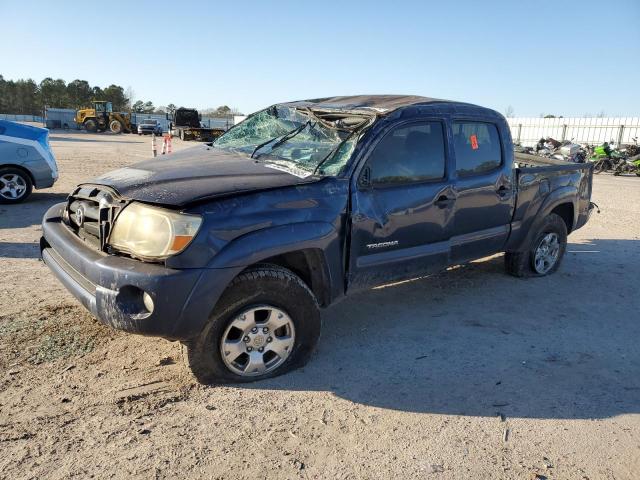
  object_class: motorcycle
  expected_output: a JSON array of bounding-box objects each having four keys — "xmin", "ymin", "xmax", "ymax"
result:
[
  {"xmin": 621, "ymin": 137, "xmax": 640, "ymax": 160},
  {"xmin": 613, "ymin": 156, "xmax": 640, "ymax": 176},
  {"xmin": 590, "ymin": 141, "xmax": 627, "ymax": 174}
]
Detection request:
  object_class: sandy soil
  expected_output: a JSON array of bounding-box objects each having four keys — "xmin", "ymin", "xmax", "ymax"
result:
[{"xmin": 1, "ymin": 131, "xmax": 639, "ymax": 480}]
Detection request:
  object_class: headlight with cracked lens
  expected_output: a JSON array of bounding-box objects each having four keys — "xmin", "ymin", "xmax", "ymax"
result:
[{"xmin": 109, "ymin": 202, "xmax": 202, "ymax": 259}]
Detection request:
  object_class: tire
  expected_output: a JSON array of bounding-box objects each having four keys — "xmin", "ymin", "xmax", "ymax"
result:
[
  {"xmin": 183, "ymin": 265, "xmax": 321, "ymax": 384},
  {"xmin": 0, "ymin": 167, "xmax": 33, "ymax": 204},
  {"xmin": 109, "ymin": 120, "xmax": 123, "ymax": 134},
  {"xmin": 593, "ymin": 160, "xmax": 606, "ymax": 174},
  {"xmin": 84, "ymin": 119, "xmax": 97, "ymax": 133},
  {"xmin": 505, "ymin": 213, "xmax": 568, "ymax": 278}
]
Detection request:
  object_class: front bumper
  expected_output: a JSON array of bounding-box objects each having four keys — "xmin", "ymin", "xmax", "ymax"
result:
[{"xmin": 41, "ymin": 203, "xmax": 239, "ymax": 340}]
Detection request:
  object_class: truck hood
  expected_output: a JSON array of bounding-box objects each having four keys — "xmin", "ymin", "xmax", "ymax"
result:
[{"xmin": 89, "ymin": 145, "xmax": 321, "ymax": 207}]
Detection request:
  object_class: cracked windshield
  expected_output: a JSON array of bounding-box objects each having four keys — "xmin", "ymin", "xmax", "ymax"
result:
[{"xmin": 213, "ymin": 105, "xmax": 361, "ymax": 177}]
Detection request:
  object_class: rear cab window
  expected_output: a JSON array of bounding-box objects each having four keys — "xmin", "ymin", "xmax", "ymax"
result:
[
  {"xmin": 452, "ymin": 122, "xmax": 502, "ymax": 177},
  {"xmin": 366, "ymin": 121, "xmax": 447, "ymax": 185}
]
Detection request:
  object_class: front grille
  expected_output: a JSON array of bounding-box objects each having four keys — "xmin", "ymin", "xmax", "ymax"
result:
[{"xmin": 64, "ymin": 185, "xmax": 126, "ymax": 251}]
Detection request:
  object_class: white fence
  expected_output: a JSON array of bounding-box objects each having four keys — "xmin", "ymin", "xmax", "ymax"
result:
[{"xmin": 507, "ymin": 117, "xmax": 640, "ymax": 147}]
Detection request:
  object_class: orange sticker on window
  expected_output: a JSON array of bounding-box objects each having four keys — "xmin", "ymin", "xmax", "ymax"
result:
[{"xmin": 470, "ymin": 134, "xmax": 479, "ymax": 150}]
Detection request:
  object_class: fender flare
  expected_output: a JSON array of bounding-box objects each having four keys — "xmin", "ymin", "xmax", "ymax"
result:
[
  {"xmin": 509, "ymin": 186, "xmax": 577, "ymax": 252},
  {"xmin": 207, "ymin": 221, "xmax": 338, "ymax": 269}
]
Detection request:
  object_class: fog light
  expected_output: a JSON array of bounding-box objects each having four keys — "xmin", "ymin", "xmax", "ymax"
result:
[{"xmin": 143, "ymin": 292, "xmax": 154, "ymax": 314}]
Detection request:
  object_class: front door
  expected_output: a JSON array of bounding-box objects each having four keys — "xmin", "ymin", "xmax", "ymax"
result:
[
  {"xmin": 450, "ymin": 120, "xmax": 514, "ymax": 263},
  {"xmin": 347, "ymin": 119, "xmax": 455, "ymax": 291}
]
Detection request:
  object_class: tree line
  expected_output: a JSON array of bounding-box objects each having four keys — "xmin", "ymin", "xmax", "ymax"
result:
[
  {"xmin": 0, "ymin": 75, "xmax": 241, "ymax": 117},
  {"xmin": 0, "ymin": 75, "xmax": 131, "ymax": 114}
]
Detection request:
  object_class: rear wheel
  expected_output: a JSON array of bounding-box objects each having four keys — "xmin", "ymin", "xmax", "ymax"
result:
[
  {"xmin": 109, "ymin": 120, "xmax": 123, "ymax": 134},
  {"xmin": 0, "ymin": 167, "xmax": 33, "ymax": 204},
  {"xmin": 83, "ymin": 119, "xmax": 97, "ymax": 133},
  {"xmin": 183, "ymin": 265, "xmax": 321, "ymax": 384},
  {"xmin": 505, "ymin": 213, "xmax": 567, "ymax": 277}
]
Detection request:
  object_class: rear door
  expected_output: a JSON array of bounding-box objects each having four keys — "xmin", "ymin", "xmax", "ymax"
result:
[
  {"xmin": 450, "ymin": 120, "xmax": 514, "ymax": 263},
  {"xmin": 347, "ymin": 119, "xmax": 455, "ymax": 291}
]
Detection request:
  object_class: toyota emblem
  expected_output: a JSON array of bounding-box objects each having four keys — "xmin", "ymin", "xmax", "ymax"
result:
[{"xmin": 75, "ymin": 206, "xmax": 85, "ymax": 227}]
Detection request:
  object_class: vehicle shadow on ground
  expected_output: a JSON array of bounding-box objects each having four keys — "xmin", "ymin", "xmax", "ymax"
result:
[
  {"xmin": 0, "ymin": 192, "xmax": 68, "ymax": 229},
  {"xmin": 244, "ymin": 239, "xmax": 640, "ymax": 419},
  {"xmin": 0, "ymin": 241, "xmax": 40, "ymax": 258}
]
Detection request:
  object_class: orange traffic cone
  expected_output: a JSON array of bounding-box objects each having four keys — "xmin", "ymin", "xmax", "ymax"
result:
[{"xmin": 161, "ymin": 133, "xmax": 172, "ymax": 155}]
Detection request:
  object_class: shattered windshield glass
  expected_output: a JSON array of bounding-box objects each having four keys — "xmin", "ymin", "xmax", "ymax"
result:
[{"xmin": 213, "ymin": 105, "xmax": 369, "ymax": 177}]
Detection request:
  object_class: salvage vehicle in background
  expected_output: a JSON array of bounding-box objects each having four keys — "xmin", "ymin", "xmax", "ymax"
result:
[
  {"xmin": 137, "ymin": 119, "xmax": 163, "ymax": 136},
  {"xmin": 167, "ymin": 107, "xmax": 224, "ymax": 142},
  {"xmin": 75, "ymin": 101, "xmax": 133, "ymax": 134},
  {"xmin": 0, "ymin": 120, "xmax": 58, "ymax": 204},
  {"xmin": 40, "ymin": 95, "xmax": 595, "ymax": 383}
]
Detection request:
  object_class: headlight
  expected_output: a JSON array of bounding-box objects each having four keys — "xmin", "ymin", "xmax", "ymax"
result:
[{"xmin": 109, "ymin": 202, "xmax": 202, "ymax": 259}]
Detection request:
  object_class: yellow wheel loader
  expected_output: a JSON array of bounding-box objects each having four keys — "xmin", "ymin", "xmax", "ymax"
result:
[{"xmin": 75, "ymin": 101, "xmax": 132, "ymax": 134}]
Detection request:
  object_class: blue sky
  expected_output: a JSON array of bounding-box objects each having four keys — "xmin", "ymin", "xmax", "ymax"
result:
[{"xmin": 2, "ymin": 0, "xmax": 638, "ymax": 116}]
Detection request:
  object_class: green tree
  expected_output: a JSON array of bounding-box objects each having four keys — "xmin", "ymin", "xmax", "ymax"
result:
[
  {"xmin": 102, "ymin": 84, "xmax": 128, "ymax": 111},
  {"xmin": 0, "ymin": 77, "xmax": 18, "ymax": 113},
  {"xmin": 67, "ymin": 79, "xmax": 93, "ymax": 109},
  {"xmin": 0, "ymin": 75, "xmax": 7, "ymax": 112},
  {"xmin": 215, "ymin": 105, "xmax": 232, "ymax": 116},
  {"xmin": 132, "ymin": 100, "xmax": 145, "ymax": 113},
  {"xmin": 143, "ymin": 101, "xmax": 154, "ymax": 113},
  {"xmin": 91, "ymin": 86, "xmax": 105, "ymax": 101},
  {"xmin": 39, "ymin": 78, "xmax": 68, "ymax": 108}
]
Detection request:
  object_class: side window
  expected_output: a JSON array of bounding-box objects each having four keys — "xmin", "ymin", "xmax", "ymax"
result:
[
  {"xmin": 452, "ymin": 122, "xmax": 502, "ymax": 177},
  {"xmin": 367, "ymin": 122, "xmax": 446, "ymax": 185}
]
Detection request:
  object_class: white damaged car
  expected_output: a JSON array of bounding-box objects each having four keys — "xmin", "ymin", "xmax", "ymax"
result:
[{"xmin": 0, "ymin": 120, "xmax": 58, "ymax": 203}]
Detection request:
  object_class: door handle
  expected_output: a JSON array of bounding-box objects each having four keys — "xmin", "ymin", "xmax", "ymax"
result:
[
  {"xmin": 434, "ymin": 195, "xmax": 455, "ymax": 208},
  {"xmin": 496, "ymin": 185, "xmax": 512, "ymax": 198}
]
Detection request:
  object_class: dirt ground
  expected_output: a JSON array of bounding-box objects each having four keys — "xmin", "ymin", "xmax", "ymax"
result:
[{"xmin": 1, "ymin": 131, "xmax": 639, "ymax": 480}]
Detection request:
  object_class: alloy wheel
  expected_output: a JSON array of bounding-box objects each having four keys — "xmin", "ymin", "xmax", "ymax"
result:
[
  {"xmin": 220, "ymin": 306, "xmax": 295, "ymax": 377},
  {"xmin": 533, "ymin": 233, "xmax": 560, "ymax": 274},
  {"xmin": 0, "ymin": 173, "xmax": 28, "ymax": 200}
]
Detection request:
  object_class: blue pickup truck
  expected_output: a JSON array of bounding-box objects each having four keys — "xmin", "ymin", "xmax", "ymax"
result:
[{"xmin": 41, "ymin": 95, "xmax": 594, "ymax": 382}]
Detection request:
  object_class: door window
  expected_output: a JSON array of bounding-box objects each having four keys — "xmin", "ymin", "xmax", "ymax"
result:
[
  {"xmin": 366, "ymin": 122, "xmax": 446, "ymax": 185},
  {"xmin": 452, "ymin": 122, "xmax": 502, "ymax": 177}
]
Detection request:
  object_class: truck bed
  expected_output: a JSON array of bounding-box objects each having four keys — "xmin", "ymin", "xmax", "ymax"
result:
[
  {"xmin": 514, "ymin": 152, "xmax": 592, "ymax": 172},
  {"xmin": 506, "ymin": 152, "xmax": 594, "ymax": 252}
]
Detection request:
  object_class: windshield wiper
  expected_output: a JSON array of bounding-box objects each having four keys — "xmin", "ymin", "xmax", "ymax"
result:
[
  {"xmin": 313, "ymin": 130, "xmax": 356, "ymax": 175},
  {"xmin": 251, "ymin": 121, "xmax": 311, "ymax": 159}
]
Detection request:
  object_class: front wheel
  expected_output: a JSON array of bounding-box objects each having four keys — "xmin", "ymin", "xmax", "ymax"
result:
[
  {"xmin": 109, "ymin": 120, "xmax": 123, "ymax": 134},
  {"xmin": 183, "ymin": 265, "xmax": 321, "ymax": 383},
  {"xmin": 83, "ymin": 119, "xmax": 97, "ymax": 133},
  {"xmin": 505, "ymin": 213, "xmax": 568, "ymax": 277},
  {"xmin": 593, "ymin": 159, "xmax": 606, "ymax": 174}
]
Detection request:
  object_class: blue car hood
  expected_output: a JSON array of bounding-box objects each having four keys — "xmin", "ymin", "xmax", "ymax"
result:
[{"xmin": 90, "ymin": 144, "xmax": 322, "ymax": 207}]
